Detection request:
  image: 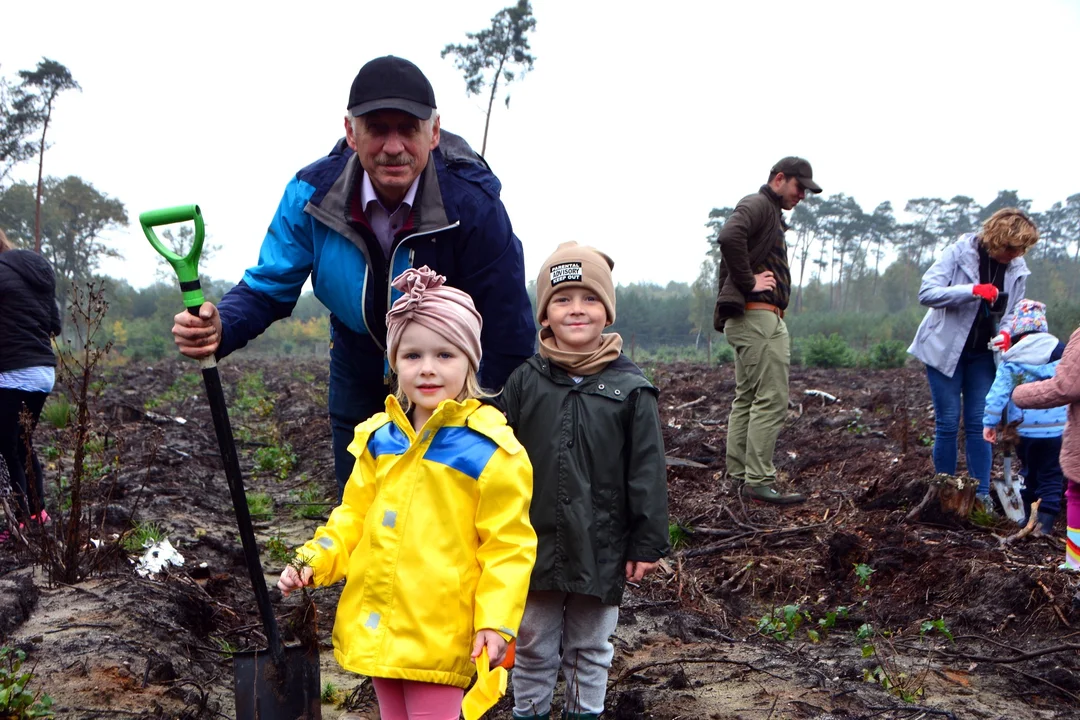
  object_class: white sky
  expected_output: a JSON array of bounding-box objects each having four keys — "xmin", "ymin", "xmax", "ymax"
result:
[{"xmin": 5, "ymin": 0, "xmax": 1080, "ymax": 291}]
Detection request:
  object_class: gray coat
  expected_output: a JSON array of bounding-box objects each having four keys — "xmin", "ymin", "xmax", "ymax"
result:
[{"xmin": 907, "ymin": 234, "xmax": 1029, "ymax": 377}]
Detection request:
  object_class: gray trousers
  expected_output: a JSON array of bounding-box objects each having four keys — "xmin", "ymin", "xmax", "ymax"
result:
[{"xmin": 511, "ymin": 591, "xmax": 619, "ymax": 717}]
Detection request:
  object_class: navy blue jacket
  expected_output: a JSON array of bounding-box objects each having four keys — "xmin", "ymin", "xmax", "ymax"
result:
[{"xmin": 215, "ymin": 131, "xmax": 534, "ymax": 389}]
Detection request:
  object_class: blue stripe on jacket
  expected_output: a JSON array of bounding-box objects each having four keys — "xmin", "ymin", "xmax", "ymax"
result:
[{"xmin": 423, "ymin": 427, "xmax": 498, "ymax": 481}]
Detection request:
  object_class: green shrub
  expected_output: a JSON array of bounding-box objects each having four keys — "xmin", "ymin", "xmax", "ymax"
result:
[
  {"xmin": 121, "ymin": 521, "xmax": 166, "ymax": 553},
  {"xmin": 864, "ymin": 340, "xmax": 908, "ymax": 369},
  {"xmin": 254, "ymin": 442, "xmax": 298, "ymax": 481},
  {"xmin": 802, "ymin": 333, "xmax": 856, "ymax": 368},
  {"xmin": 246, "ymin": 492, "xmax": 274, "ymax": 521},
  {"xmin": 40, "ymin": 395, "xmax": 73, "ymax": 429},
  {"xmin": 0, "ymin": 646, "xmax": 54, "ymax": 718}
]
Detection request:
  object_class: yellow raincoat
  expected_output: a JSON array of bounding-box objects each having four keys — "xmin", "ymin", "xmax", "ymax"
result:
[{"xmin": 298, "ymin": 396, "xmax": 536, "ymax": 689}]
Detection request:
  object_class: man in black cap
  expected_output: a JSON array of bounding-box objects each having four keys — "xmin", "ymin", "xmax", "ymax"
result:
[
  {"xmin": 172, "ymin": 56, "xmax": 535, "ymax": 499},
  {"xmin": 713, "ymin": 157, "xmax": 822, "ymax": 505}
]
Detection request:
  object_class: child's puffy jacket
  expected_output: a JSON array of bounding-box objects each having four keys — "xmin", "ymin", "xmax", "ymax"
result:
[
  {"xmin": 983, "ymin": 333, "xmax": 1067, "ymax": 438},
  {"xmin": 298, "ymin": 396, "xmax": 536, "ymax": 689}
]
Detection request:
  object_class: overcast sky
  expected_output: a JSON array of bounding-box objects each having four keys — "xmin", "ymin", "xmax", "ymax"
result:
[{"xmin": 4, "ymin": 0, "xmax": 1080, "ymax": 293}]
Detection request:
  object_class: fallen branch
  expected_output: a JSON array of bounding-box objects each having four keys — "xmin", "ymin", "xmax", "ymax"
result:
[
  {"xmin": 665, "ymin": 456, "xmax": 709, "ymax": 468},
  {"xmin": 935, "ymin": 642, "xmax": 1080, "ymax": 664},
  {"xmin": 864, "ymin": 705, "xmax": 956, "ymax": 720},
  {"xmin": 1036, "ymin": 578, "xmax": 1071, "ymax": 628},
  {"xmin": 1000, "ymin": 498, "xmax": 1042, "ymax": 546},
  {"xmin": 672, "ymin": 395, "xmax": 707, "ymax": 411},
  {"xmin": 677, "ymin": 523, "xmax": 823, "ymax": 559},
  {"xmin": 610, "ymin": 655, "xmax": 788, "ymax": 688}
]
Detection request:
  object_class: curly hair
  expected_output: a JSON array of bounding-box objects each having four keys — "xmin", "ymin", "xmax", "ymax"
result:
[
  {"xmin": 0, "ymin": 229, "xmax": 13, "ymax": 253},
  {"xmin": 979, "ymin": 208, "xmax": 1039, "ymax": 257}
]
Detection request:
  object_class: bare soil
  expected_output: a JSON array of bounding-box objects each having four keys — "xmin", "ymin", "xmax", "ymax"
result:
[{"xmin": 2, "ymin": 356, "xmax": 1078, "ymax": 720}]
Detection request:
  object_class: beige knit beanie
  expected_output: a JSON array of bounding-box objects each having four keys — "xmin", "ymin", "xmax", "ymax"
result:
[{"xmin": 535, "ymin": 241, "xmax": 616, "ymax": 325}]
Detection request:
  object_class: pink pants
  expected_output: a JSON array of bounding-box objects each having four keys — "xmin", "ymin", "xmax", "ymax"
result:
[
  {"xmin": 1066, "ymin": 478, "xmax": 1079, "ymax": 570},
  {"xmin": 372, "ymin": 677, "xmax": 464, "ymax": 720}
]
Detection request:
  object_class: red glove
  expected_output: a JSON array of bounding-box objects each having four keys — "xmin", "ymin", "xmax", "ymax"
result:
[
  {"xmin": 972, "ymin": 284, "xmax": 999, "ymax": 302},
  {"xmin": 990, "ymin": 331, "xmax": 1011, "ymax": 352}
]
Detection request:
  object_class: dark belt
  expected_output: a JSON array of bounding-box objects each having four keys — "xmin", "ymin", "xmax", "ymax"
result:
[{"xmin": 745, "ymin": 302, "xmax": 784, "ymax": 319}]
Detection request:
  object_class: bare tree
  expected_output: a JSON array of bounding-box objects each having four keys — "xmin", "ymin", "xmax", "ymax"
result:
[{"xmin": 442, "ymin": 0, "xmax": 536, "ymax": 155}]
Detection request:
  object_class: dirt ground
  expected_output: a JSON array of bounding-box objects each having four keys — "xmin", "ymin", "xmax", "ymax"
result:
[{"xmin": 2, "ymin": 355, "xmax": 1078, "ymax": 720}]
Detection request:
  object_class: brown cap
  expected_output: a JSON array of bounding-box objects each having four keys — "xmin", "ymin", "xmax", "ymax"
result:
[
  {"xmin": 771, "ymin": 156, "xmax": 822, "ymax": 193},
  {"xmin": 536, "ymin": 242, "xmax": 616, "ymax": 326}
]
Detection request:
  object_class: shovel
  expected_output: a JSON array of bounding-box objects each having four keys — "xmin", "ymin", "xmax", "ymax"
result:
[
  {"xmin": 140, "ymin": 205, "xmax": 321, "ymax": 719},
  {"xmin": 986, "ymin": 291, "xmax": 1025, "ymax": 523},
  {"xmin": 462, "ymin": 648, "xmax": 508, "ymax": 720}
]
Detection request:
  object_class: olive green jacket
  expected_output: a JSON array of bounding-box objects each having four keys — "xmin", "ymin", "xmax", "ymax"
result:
[{"xmin": 500, "ymin": 354, "xmax": 669, "ymax": 605}]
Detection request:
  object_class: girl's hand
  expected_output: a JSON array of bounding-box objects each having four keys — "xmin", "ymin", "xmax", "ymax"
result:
[
  {"xmin": 277, "ymin": 565, "xmax": 313, "ymax": 597},
  {"xmin": 471, "ymin": 629, "xmax": 508, "ymax": 666},
  {"xmin": 625, "ymin": 560, "xmax": 660, "ymax": 584},
  {"xmin": 983, "ymin": 427, "xmax": 997, "ymax": 444}
]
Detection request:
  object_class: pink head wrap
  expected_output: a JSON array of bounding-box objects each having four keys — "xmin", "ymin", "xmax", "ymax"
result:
[{"xmin": 385, "ymin": 266, "xmax": 483, "ymax": 372}]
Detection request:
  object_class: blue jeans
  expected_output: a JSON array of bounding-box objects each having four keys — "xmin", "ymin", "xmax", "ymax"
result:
[
  {"xmin": 925, "ymin": 350, "xmax": 996, "ymax": 494},
  {"xmin": 328, "ymin": 317, "xmax": 390, "ymax": 501}
]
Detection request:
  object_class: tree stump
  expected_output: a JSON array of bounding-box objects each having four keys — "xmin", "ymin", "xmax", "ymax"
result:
[{"xmin": 905, "ymin": 473, "xmax": 977, "ymax": 522}]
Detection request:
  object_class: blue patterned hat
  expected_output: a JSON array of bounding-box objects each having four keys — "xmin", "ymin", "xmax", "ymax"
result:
[{"xmin": 1010, "ymin": 299, "xmax": 1048, "ymax": 337}]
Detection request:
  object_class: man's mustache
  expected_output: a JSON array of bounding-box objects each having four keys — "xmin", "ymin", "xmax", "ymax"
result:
[{"xmin": 377, "ymin": 154, "xmax": 414, "ymax": 167}]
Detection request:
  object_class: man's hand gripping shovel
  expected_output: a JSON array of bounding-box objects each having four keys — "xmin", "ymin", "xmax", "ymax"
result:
[{"xmin": 141, "ymin": 206, "xmax": 321, "ymax": 719}]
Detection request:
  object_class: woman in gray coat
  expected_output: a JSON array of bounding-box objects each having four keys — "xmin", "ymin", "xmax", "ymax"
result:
[{"xmin": 907, "ymin": 209, "xmax": 1038, "ymax": 506}]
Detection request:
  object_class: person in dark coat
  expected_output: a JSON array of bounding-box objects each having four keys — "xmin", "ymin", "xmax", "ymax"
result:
[
  {"xmin": 0, "ymin": 229, "xmax": 61, "ymax": 528},
  {"xmin": 501, "ymin": 242, "xmax": 669, "ymax": 720}
]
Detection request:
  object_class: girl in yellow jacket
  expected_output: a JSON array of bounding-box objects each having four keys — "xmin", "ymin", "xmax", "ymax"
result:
[{"xmin": 279, "ymin": 266, "xmax": 537, "ymax": 719}]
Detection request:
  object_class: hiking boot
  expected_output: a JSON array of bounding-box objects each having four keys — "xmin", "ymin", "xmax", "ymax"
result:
[
  {"xmin": 741, "ymin": 483, "xmax": 805, "ymax": 505},
  {"xmin": 1036, "ymin": 511, "xmax": 1057, "ymax": 535},
  {"xmin": 976, "ymin": 493, "xmax": 994, "ymax": 513}
]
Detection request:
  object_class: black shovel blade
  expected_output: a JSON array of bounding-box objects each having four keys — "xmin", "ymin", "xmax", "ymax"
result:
[{"xmin": 233, "ymin": 644, "xmax": 322, "ymax": 720}]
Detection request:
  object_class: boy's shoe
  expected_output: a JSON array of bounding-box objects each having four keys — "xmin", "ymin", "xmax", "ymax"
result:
[
  {"xmin": 1036, "ymin": 512, "xmax": 1057, "ymax": 535},
  {"xmin": 741, "ymin": 483, "xmax": 805, "ymax": 505},
  {"xmin": 975, "ymin": 494, "xmax": 994, "ymax": 512}
]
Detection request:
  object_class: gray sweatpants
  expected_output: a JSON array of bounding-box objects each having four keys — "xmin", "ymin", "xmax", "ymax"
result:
[{"xmin": 511, "ymin": 591, "xmax": 620, "ymax": 718}]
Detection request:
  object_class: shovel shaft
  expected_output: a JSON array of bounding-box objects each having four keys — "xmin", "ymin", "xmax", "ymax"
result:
[{"xmin": 202, "ymin": 363, "xmax": 286, "ymax": 668}]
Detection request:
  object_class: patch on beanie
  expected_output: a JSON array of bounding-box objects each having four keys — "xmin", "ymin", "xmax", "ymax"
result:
[{"xmin": 550, "ymin": 262, "xmax": 583, "ymax": 286}]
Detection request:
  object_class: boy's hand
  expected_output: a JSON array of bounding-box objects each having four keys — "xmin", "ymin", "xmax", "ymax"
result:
[
  {"xmin": 277, "ymin": 564, "xmax": 313, "ymax": 597},
  {"xmin": 471, "ymin": 629, "xmax": 508, "ymax": 666},
  {"xmin": 983, "ymin": 427, "xmax": 997, "ymax": 444},
  {"xmin": 625, "ymin": 560, "xmax": 659, "ymax": 584}
]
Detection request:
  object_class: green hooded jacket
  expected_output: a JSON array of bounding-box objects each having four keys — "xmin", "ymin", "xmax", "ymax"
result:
[{"xmin": 501, "ymin": 353, "xmax": 670, "ymax": 605}]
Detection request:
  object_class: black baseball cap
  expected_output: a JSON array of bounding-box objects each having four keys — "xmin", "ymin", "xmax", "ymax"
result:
[
  {"xmin": 347, "ymin": 56, "xmax": 437, "ymax": 119},
  {"xmin": 771, "ymin": 157, "xmax": 822, "ymax": 193}
]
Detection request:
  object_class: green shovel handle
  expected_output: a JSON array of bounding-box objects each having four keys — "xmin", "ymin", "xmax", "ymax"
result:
[{"xmin": 139, "ymin": 204, "xmax": 206, "ymax": 312}]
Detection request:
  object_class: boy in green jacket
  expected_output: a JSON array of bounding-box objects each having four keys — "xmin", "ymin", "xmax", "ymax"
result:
[{"xmin": 501, "ymin": 242, "xmax": 670, "ymax": 719}]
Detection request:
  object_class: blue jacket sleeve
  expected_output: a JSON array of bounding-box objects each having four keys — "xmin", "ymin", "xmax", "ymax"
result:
[
  {"xmin": 217, "ymin": 280, "xmax": 296, "ymax": 358},
  {"xmin": 454, "ymin": 193, "xmax": 535, "ymax": 390},
  {"xmin": 216, "ymin": 177, "xmax": 317, "ymax": 358},
  {"xmin": 983, "ymin": 364, "xmax": 1016, "ymax": 428}
]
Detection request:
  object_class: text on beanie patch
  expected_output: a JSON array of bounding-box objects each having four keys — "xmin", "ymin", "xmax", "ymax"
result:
[{"xmin": 550, "ymin": 262, "xmax": 583, "ymax": 286}]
